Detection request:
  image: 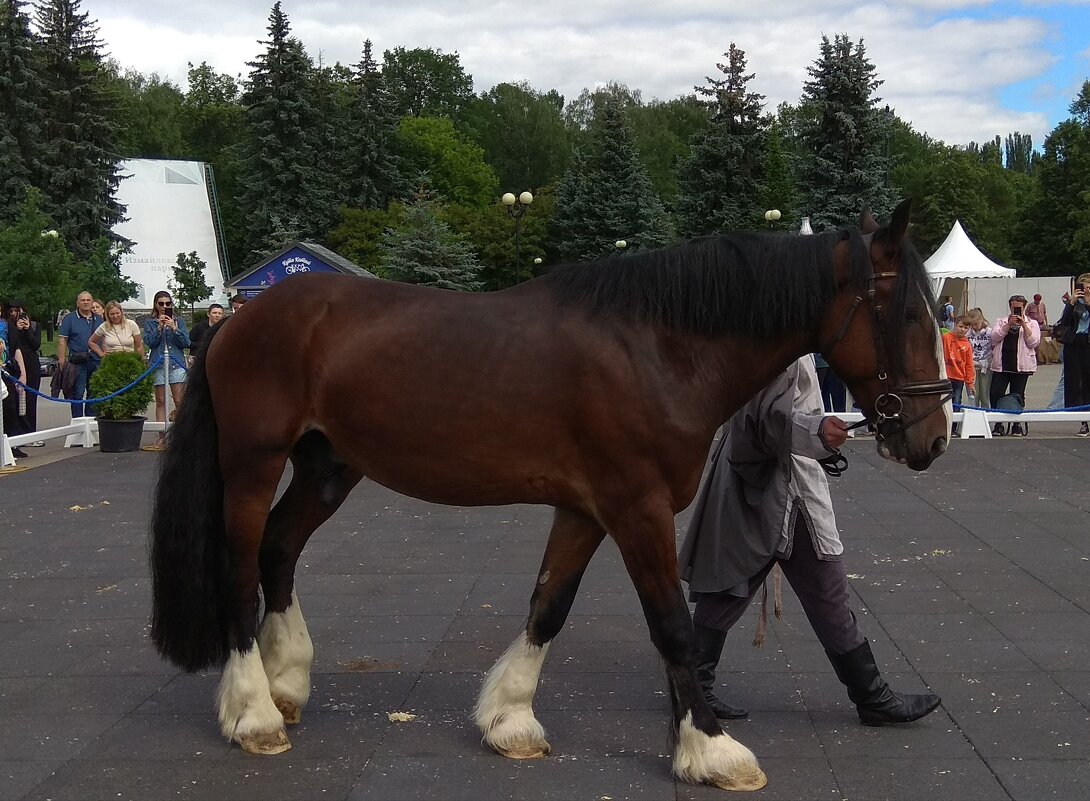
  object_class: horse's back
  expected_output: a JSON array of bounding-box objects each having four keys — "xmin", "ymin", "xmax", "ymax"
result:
[{"xmin": 203, "ymin": 273, "xmax": 615, "ymax": 506}]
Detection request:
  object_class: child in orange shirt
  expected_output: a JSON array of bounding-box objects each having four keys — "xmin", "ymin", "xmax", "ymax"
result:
[{"xmin": 943, "ymin": 315, "xmax": 975, "ymax": 430}]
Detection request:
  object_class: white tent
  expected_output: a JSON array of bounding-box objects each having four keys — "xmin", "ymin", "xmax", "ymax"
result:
[{"xmin": 924, "ymin": 220, "xmax": 1015, "ymax": 301}]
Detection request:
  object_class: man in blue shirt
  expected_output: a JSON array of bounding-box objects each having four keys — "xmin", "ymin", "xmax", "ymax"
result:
[{"xmin": 58, "ymin": 291, "xmax": 103, "ymax": 418}]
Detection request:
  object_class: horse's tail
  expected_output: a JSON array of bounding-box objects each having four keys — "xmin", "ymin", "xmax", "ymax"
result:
[{"xmin": 150, "ymin": 322, "xmax": 231, "ymax": 671}]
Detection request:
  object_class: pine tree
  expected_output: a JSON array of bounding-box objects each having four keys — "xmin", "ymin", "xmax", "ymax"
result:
[
  {"xmin": 0, "ymin": 0, "xmax": 44, "ymax": 224},
  {"xmin": 795, "ymin": 35, "xmax": 895, "ymax": 230},
  {"xmin": 676, "ymin": 44, "xmax": 770, "ymax": 235},
  {"xmin": 343, "ymin": 39, "xmax": 404, "ymax": 209},
  {"xmin": 235, "ymin": 3, "xmax": 330, "ymax": 262},
  {"xmin": 33, "ymin": 0, "xmax": 125, "ymax": 257},
  {"xmin": 549, "ymin": 96, "xmax": 673, "ymax": 262},
  {"xmin": 381, "ymin": 197, "xmax": 482, "ymax": 291}
]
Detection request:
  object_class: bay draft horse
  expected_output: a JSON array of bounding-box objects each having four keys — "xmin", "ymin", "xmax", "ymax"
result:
[{"xmin": 150, "ymin": 200, "xmax": 950, "ymax": 792}]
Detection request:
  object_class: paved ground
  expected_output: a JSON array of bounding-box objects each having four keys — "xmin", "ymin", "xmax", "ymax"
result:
[{"xmin": 2, "ymin": 424, "xmax": 1090, "ymax": 800}]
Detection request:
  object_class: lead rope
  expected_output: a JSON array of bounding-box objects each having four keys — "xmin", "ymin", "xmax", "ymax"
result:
[{"xmin": 752, "ymin": 564, "xmax": 784, "ymax": 647}]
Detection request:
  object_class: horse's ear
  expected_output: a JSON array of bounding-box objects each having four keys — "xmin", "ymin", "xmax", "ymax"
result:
[
  {"xmin": 887, "ymin": 198, "xmax": 913, "ymax": 244},
  {"xmin": 859, "ymin": 207, "xmax": 879, "ymax": 234}
]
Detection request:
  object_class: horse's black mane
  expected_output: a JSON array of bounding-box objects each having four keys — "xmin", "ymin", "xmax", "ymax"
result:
[{"xmin": 541, "ymin": 227, "xmax": 934, "ymax": 371}]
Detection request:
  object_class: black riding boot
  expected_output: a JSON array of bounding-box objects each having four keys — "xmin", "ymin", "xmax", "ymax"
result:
[
  {"xmin": 828, "ymin": 639, "xmax": 941, "ymax": 726},
  {"xmin": 693, "ymin": 624, "xmax": 748, "ymax": 719}
]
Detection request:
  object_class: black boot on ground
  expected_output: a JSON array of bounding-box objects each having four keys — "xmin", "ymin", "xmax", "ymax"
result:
[
  {"xmin": 693, "ymin": 624, "xmax": 748, "ymax": 720},
  {"xmin": 827, "ymin": 639, "xmax": 941, "ymax": 726}
]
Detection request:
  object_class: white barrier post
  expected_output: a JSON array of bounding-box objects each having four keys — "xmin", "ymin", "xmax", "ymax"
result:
[
  {"xmin": 960, "ymin": 408, "xmax": 993, "ymax": 439},
  {"xmin": 0, "ymin": 371, "xmax": 14, "ymax": 467},
  {"xmin": 163, "ymin": 337, "xmax": 171, "ymax": 430}
]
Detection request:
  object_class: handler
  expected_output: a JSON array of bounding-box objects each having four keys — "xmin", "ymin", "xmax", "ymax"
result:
[{"xmin": 679, "ymin": 355, "xmax": 942, "ymax": 725}]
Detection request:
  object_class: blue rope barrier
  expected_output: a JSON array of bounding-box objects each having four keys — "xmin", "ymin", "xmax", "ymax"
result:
[
  {"xmin": 1, "ymin": 356, "xmax": 164, "ymax": 406},
  {"xmin": 953, "ymin": 401, "xmax": 1090, "ymax": 414}
]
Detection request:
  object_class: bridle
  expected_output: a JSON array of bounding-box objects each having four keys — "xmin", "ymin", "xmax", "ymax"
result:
[{"xmin": 821, "ymin": 244, "xmax": 952, "ymax": 446}]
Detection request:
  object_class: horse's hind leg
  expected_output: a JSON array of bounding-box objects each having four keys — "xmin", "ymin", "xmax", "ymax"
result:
[
  {"xmin": 476, "ymin": 507, "xmax": 605, "ymax": 759},
  {"xmin": 217, "ymin": 452, "xmax": 293, "ymax": 755},
  {"xmin": 609, "ymin": 501, "xmax": 766, "ymax": 792},
  {"xmin": 257, "ymin": 433, "xmax": 363, "ymax": 727}
]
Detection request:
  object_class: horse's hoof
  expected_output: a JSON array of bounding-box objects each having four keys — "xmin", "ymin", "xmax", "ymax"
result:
[
  {"xmin": 496, "ymin": 741, "xmax": 551, "ymax": 760},
  {"xmin": 239, "ymin": 728, "xmax": 291, "ymax": 755},
  {"xmin": 711, "ymin": 766, "xmax": 768, "ymax": 792},
  {"xmin": 275, "ymin": 698, "xmax": 301, "ymax": 725}
]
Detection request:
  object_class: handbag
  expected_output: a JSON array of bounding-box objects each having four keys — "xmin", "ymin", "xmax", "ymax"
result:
[{"xmin": 69, "ymin": 351, "xmax": 89, "ymax": 365}]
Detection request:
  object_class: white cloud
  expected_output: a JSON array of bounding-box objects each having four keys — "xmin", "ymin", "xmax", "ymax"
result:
[{"xmin": 94, "ymin": 0, "xmax": 1063, "ymax": 144}]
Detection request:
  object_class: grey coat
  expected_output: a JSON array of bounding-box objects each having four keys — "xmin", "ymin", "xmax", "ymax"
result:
[{"xmin": 678, "ymin": 357, "xmax": 843, "ymax": 596}]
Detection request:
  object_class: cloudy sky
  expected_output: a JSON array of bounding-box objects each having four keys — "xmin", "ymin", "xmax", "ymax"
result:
[{"xmin": 91, "ymin": 1, "xmax": 1088, "ymax": 147}]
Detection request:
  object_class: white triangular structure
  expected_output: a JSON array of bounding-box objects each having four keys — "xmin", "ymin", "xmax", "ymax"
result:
[{"xmin": 924, "ymin": 220, "xmax": 1016, "ymax": 298}]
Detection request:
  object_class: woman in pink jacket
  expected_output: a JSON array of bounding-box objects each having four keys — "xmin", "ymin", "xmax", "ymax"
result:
[{"xmin": 989, "ymin": 294, "xmax": 1040, "ymax": 436}]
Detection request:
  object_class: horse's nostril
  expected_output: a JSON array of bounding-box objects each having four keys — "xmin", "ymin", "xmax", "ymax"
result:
[{"xmin": 931, "ymin": 436, "xmax": 947, "ymax": 459}]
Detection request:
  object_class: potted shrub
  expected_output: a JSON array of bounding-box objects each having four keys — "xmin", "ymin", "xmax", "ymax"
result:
[{"xmin": 89, "ymin": 351, "xmax": 155, "ymax": 452}]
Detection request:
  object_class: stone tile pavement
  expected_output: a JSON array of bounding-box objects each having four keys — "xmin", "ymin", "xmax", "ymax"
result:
[{"xmin": 1, "ymin": 434, "xmax": 1089, "ymax": 800}]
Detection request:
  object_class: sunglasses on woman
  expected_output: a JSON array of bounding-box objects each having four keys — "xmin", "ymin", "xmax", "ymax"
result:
[{"xmin": 157, "ymin": 301, "xmax": 173, "ymax": 308}]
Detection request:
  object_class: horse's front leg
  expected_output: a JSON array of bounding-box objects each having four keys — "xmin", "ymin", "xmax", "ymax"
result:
[
  {"xmin": 610, "ymin": 500, "xmax": 767, "ymax": 792},
  {"xmin": 476, "ymin": 507, "xmax": 606, "ymax": 759}
]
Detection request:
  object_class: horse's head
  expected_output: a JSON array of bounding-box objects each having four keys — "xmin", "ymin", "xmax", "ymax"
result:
[{"xmin": 820, "ymin": 199, "xmax": 951, "ymax": 471}]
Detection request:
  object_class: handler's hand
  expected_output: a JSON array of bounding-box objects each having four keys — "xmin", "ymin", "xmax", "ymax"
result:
[{"xmin": 820, "ymin": 416, "xmax": 850, "ymax": 450}]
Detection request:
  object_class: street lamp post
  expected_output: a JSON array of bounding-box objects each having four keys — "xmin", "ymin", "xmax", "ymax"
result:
[
  {"xmin": 502, "ymin": 191, "xmax": 533, "ymax": 285},
  {"xmin": 764, "ymin": 209, "xmax": 781, "ymax": 229}
]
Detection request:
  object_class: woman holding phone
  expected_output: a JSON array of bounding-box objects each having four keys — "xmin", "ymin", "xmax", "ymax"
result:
[
  {"xmin": 1053, "ymin": 273, "xmax": 1090, "ymax": 436},
  {"xmin": 142, "ymin": 290, "xmax": 190, "ymax": 448},
  {"xmin": 988, "ymin": 294, "xmax": 1040, "ymax": 436}
]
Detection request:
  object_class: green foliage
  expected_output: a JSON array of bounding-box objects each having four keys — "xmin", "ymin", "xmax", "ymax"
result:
[
  {"xmin": 0, "ymin": 187, "xmax": 75, "ymax": 314},
  {"xmin": 439, "ymin": 187, "xmax": 552, "ymax": 289},
  {"xmin": 794, "ymin": 34, "xmax": 896, "ymax": 229},
  {"xmin": 380, "ymin": 198, "xmax": 482, "ymax": 290},
  {"xmin": 465, "ymin": 82, "xmax": 569, "ymax": 194},
  {"xmin": 893, "ymin": 144, "xmax": 1029, "ymax": 265},
  {"xmin": 395, "ymin": 116, "xmax": 498, "ymax": 208},
  {"xmin": 110, "ymin": 67, "xmax": 187, "ymax": 158},
  {"xmin": 235, "ymin": 2, "xmax": 335, "ymax": 261},
  {"xmin": 168, "ymin": 251, "xmax": 213, "ymax": 313},
  {"xmin": 0, "ymin": 0, "xmax": 44, "ymax": 224},
  {"xmin": 33, "ymin": 0, "xmax": 125, "ymax": 258},
  {"xmin": 382, "ymin": 46, "xmax": 474, "ymax": 122},
  {"xmin": 74, "ymin": 237, "xmax": 138, "ymax": 302},
  {"xmin": 628, "ymin": 95, "xmax": 709, "ymax": 208},
  {"xmin": 342, "ymin": 39, "xmax": 405, "ymax": 210},
  {"xmin": 325, "ymin": 204, "xmax": 405, "ymax": 276},
  {"xmin": 1004, "ymin": 132, "xmax": 1035, "ymax": 174},
  {"xmin": 677, "ymin": 44, "xmax": 770, "ymax": 235},
  {"xmin": 1012, "ymin": 83, "xmax": 1090, "ymax": 276},
  {"xmin": 550, "ymin": 96, "xmax": 673, "ymax": 262},
  {"xmin": 88, "ymin": 350, "xmax": 153, "ymax": 419}
]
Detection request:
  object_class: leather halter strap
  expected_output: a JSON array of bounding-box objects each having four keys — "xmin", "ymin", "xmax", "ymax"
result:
[{"xmin": 820, "ymin": 259, "xmax": 952, "ymax": 441}]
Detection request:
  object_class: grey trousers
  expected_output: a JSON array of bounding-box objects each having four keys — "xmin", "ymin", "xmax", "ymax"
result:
[{"xmin": 691, "ymin": 513, "xmax": 864, "ymax": 656}]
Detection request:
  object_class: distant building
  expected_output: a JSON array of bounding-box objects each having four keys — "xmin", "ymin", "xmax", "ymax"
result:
[
  {"xmin": 225, "ymin": 241, "xmax": 377, "ymax": 299},
  {"xmin": 112, "ymin": 159, "xmax": 230, "ymax": 310}
]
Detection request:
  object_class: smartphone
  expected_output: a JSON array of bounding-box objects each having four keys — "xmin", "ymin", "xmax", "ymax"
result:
[
  {"xmin": 1078, "ymin": 284, "xmax": 1085, "ymax": 292},
  {"xmin": 163, "ymin": 306, "xmax": 173, "ymax": 319},
  {"xmin": 1012, "ymin": 306, "xmax": 1024, "ymax": 316}
]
